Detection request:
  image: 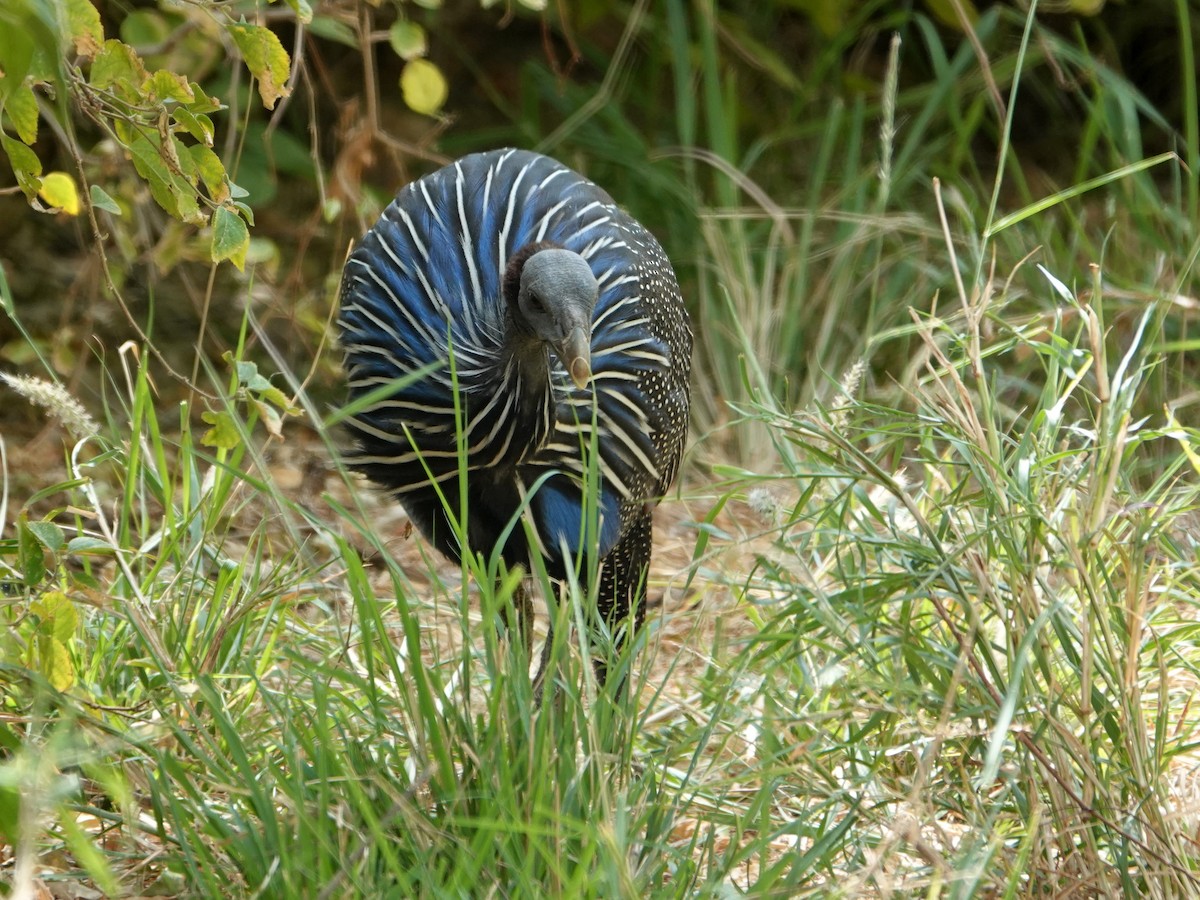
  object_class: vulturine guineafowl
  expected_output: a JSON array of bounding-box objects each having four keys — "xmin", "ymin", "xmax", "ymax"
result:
[{"xmin": 338, "ymin": 148, "xmax": 692, "ymax": 690}]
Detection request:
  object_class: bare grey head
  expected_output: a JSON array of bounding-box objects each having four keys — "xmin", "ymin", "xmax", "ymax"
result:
[{"xmin": 507, "ymin": 246, "xmax": 598, "ymax": 388}]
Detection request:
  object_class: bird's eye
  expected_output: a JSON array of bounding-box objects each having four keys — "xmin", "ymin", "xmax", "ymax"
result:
[{"xmin": 526, "ymin": 292, "xmax": 546, "ymax": 314}]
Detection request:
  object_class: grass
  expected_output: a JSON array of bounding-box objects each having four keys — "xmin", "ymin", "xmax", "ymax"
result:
[{"xmin": 5, "ymin": 2, "xmax": 1200, "ymax": 897}]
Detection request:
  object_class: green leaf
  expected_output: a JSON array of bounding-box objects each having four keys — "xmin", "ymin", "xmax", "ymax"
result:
[
  {"xmin": 235, "ymin": 360, "xmax": 272, "ymax": 393},
  {"xmin": 187, "ymin": 81, "xmax": 222, "ymax": 115},
  {"xmin": 188, "ymin": 143, "xmax": 228, "ymax": 201},
  {"xmin": 89, "ymin": 39, "xmax": 147, "ymax": 98},
  {"xmin": 259, "ymin": 384, "xmax": 298, "ymax": 414},
  {"xmin": 280, "ymin": 0, "xmax": 313, "ymax": 24},
  {"xmin": 32, "ymin": 590, "xmax": 77, "ymax": 643},
  {"xmin": 400, "ymin": 59, "xmax": 448, "ymax": 116},
  {"xmin": 1, "ymin": 131, "xmax": 42, "ymax": 200},
  {"xmin": 124, "ymin": 129, "xmax": 202, "ymax": 223},
  {"xmin": 17, "ymin": 517, "xmax": 45, "ymax": 586},
  {"xmin": 67, "ymin": 535, "xmax": 117, "ymax": 555},
  {"xmin": 211, "ymin": 206, "xmax": 249, "ymax": 270},
  {"xmin": 201, "ymin": 409, "xmax": 240, "ymax": 450},
  {"xmin": 3, "ymin": 82, "xmax": 39, "ymax": 144},
  {"xmin": 0, "ymin": 0, "xmax": 61, "ymax": 89},
  {"xmin": 172, "ymin": 105, "xmax": 214, "ymax": 145},
  {"xmin": 38, "ymin": 171, "xmax": 79, "ymax": 215},
  {"xmin": 0, "ymin": 21, "xmax": 36, "ymax": 96},
  {"xmin": 389, "ymin": 21, "xmax": 427, "ymax": 60},
  {"xmin": 63, "ymin": 0, "xmax": 104, "ymax": 58},
  {"xmin": 306, "ymin": 16, "xmax": 357, "ymax": 48},
  {"xmin": 25, "ymin": 521, "xmax": 65, "ymax": 555},
  {"xmin": 89, "ymin": 184, "xmax": 121, "ymax": 214},
  {"xmin": 228, "ymin": 23, "xmax": 291, "ymax": 110}
]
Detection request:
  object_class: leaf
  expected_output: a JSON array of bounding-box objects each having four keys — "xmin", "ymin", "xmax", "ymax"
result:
[
  {"xmin": 143, "ymin": 69, "xmax": 194, "ymax": 104},
  {"xmin": 388, "ymin": 21, "xmax": 427, "ymax": 60},
  {"xmin": 124, "ymin": 129, "xmax": 202, "ymax": 223},
  {"xmin": 211, "ymin": 206, "xmax": 249, "ymax": 270},
  {"xmin": 253, "ymin": 398, "xmax": 284, "ymax": 438},
  {"xmin": 187, "ymin": 81, "xmax": 222, "ymax": 115},
  {"xmin": 1, "ymin": 131, "xmax": 42, "ymax": 200},
  {"xmin": 67, "ymin": 535, "xmax": 117, "ymax": 555},
  {"xmin": 89, "ymin": 39, "xmax": 147, "ymax": 96},
  {"xmin": 172, "ymin": 105, "xmax": 214, "ymax": 145},
  {"xmin": 188, "ymin": 144, "xmax": 228, "ymax": 201},
  {"xmin": 38, "ymin": 171, "xmax": 80, "ymax": 214},
  {"xmin": 235, "ymin": 359, "xmax": 273, "ymax": 393},
  {"xmin": 201, "ymin": 409, "xmax": 240, "ymax": 450},
  {"xmin": 25, "ymin": 521, "xmax": 65, "ymax": 554},
  {"xmin": 280, "ymin": 0, "xmax": 314, "ymax": 24},
  {"xmin": 89, "ymin": 184, "xmax": 121, "ymax": 214},
  {"xmin": 228, "ymin": 23, "xmax": 291, "ymax": 110},
  {"xmin": 32, "ymin": 590, "xmax": 77, "ymax": 643},
  {"xmin": 4, "ymin": 82, "xmax": 39, "ymax": 144},
  {"xmin": 306, "ymin": 16, "xmax": 357, "ymax": 48},
  {"xmin": 37, "ymin": 635, "xmax": 74, "ymax": 691},
  {"xmin": 63, "ymin": 0, "xmax": 104, "ymax": 58},
  {"xmin": 516, "ymin": 0, "xmax": 548, "ymax": 9},
  {"xmin": 0, "ymin": 17, "xmax": 36, "ymax": 95},
  {"xmin": 400, "ymin": 59, "xmax": 448, "ymax": 116},
  {"xmin": 260, "ymin": 385, "xmax": 299, "ymax": 414},
  {"xmin": 17, "ymin": 516, "xmax": 45, "ymax": 586}
]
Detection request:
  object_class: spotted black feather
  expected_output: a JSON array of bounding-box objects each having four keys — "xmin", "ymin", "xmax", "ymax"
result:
[{"xmin": 338, "ymin": 148, "xmax": 692, "ymax": 686}]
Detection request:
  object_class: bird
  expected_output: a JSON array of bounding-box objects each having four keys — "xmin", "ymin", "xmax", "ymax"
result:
[{"xmin": 337, "ymin": 148, "xmax": 691, "ymax": 690}]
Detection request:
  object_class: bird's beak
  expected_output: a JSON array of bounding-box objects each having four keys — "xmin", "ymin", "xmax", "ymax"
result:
[{"xmin": 561, "ymin": 325, "xmax": 592, "ymax": 388}]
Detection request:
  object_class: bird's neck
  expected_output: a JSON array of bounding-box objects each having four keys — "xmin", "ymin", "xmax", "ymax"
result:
[
  {"xmin": 452, "ymin": 313, "xmax": 555, "ymax": 472},
  {"xmin": 505, "ymin": 313, "xmax": 557, "ymax": 425}
]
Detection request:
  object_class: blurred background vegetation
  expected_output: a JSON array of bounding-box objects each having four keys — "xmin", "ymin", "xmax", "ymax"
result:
[{"xmin": 3, "ymin": 0, "xmax": 1197, "ymax": 462}]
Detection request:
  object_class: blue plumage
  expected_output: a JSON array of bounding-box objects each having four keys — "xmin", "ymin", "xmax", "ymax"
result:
[{"xmin": 339, "ymin": 148, "xmax": 691, "ymax": 684}]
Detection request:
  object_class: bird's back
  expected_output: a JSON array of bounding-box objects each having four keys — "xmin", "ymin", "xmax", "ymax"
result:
[{"xmin": 339, "ymin": 148, "xmax": 691, "ymax": 574}]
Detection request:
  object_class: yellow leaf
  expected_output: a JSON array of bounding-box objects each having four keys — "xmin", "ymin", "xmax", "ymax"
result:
[
  {"xmin": 201, "ymin": 409, "xmax": 241, "ymax": 450},
  {"xmin": 38, "ymin": 635, "xmax": 75, "ymax": 692},
  {"xmin": 143, "ymin": 69, "xmax": 195, "ymax": 104},
  {"xmin": 63, "ymin": 0, "xmax": 104, "ymax": 59},
  {"xmin": 229, "ymin": 23, "xmax": 292, "ymax": 110},
  {"xmin": 32, "ymin": 590, "xmax": 77, "ymax": 643},
  {"xmin": 38, "ymin": 172, "xmax": 80, "ymax": 214},
  {"xmin": 400, "ymin": 59, "xmax": 448, "ymax": 117}
]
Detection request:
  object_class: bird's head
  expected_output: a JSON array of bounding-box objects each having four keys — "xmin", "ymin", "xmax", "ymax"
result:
[{"xmin": 506, "ymin": 245, "xmax": 598, "ymax": 389}]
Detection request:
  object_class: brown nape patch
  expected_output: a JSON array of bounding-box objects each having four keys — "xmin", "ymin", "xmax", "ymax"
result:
[{"xmin": 501, "ymin": 241, "xmax": 565, "ymax": 307}]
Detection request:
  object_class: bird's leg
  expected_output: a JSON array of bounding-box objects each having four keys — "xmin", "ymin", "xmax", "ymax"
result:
[
  {"xmin": 531, "ymin": 612, "xmax": 554, "ymax": 703},
  {"xmin": 496, "ymin": 574, "xmax": 535, "ymax": 665},
  {"xmin": 593, "ymin": 505, "xmax": 653, "ymax": 695}
]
